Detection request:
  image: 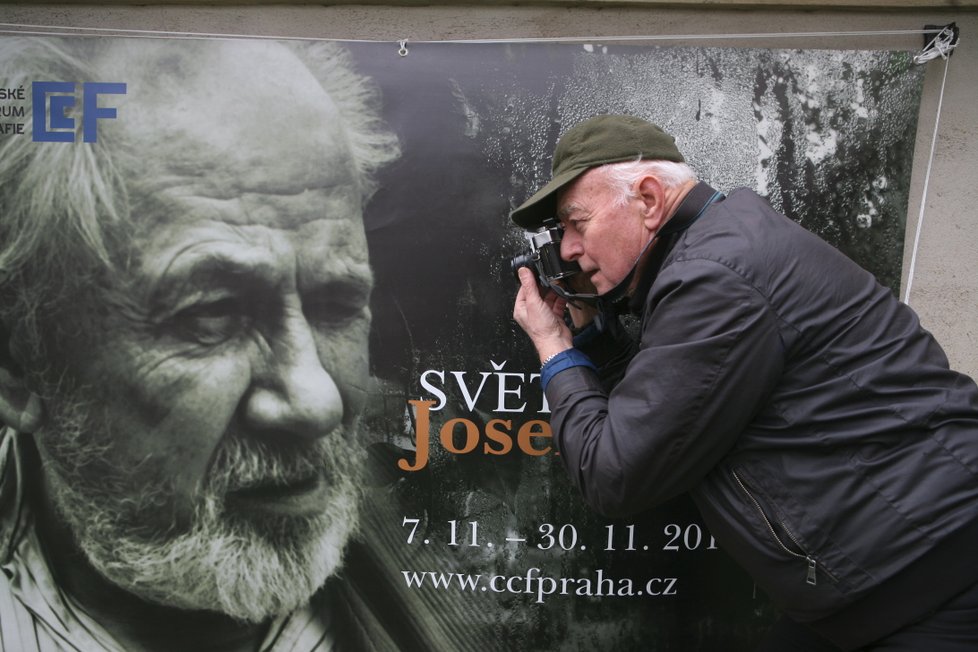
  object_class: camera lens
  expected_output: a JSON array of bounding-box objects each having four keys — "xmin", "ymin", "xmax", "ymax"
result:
[
  {"xmin": 539, "ymin": 242, "xmax": 580, "ymax": 280},
  {"xmin": 510, "ymin": 252, "xmax": 536, "ymax": 279}
]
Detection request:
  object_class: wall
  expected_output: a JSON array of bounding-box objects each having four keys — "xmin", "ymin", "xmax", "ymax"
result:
[{"xmin": 2, "ymin": 3, "xmax": 977, "ymax": 378}]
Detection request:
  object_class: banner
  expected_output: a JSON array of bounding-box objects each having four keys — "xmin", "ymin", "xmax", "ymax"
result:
[
  {"xmin": 0, "ymin": 34, "xmax": 925, "ymax": 651},
  {"xmin": 355, "ymin": 40, "xmax": 924, "ymax": 650}
]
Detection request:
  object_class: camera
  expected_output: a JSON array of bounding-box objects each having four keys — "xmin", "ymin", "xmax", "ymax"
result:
[{"xmin": 510, "ymin": 220, "xmax": 581, "ymax": 289}]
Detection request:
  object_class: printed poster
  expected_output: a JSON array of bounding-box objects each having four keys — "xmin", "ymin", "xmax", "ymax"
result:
[{"xmin": 0, "ymin": 33, "xmax": 925, "ymax": 651}]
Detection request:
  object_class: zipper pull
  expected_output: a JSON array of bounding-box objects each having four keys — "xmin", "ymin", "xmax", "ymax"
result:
[{"xmin": 806, "ymin": 557, "xmax": 817, "ymax": 586}]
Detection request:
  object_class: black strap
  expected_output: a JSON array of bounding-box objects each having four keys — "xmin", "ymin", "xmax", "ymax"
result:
[
  {"xmin": 598, "ymin": 181, "xmax": 722, "ymax": 314},
  {"xmin": 623, "ymin": 181, "xmax": 722, "ymax": 315},
  {"xmin": 658, "ymin": 181, "xmax": 722, "ymax": 238}
]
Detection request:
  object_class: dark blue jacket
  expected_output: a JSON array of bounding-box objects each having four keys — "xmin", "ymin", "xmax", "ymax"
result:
[{"xmin": 546, "ymin": 187, "xmax": 978, "ymax": 649}]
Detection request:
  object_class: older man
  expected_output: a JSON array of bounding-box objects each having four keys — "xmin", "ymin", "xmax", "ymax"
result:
[
  {"xmin": 512, "ymin": 115, "xmax": 978, "ymax": 651},
  {"xmin": 0, "ymin": 36, "xmax": 458, "ymax": 652}
]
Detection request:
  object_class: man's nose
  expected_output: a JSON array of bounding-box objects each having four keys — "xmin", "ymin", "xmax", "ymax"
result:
[
  {"xmin": 560, "ymin": 228, "xmax": 583, "ymax": 261},
  {"xmin": 243, "ymin": 312, "xmax": 343, "ymax": 440}
]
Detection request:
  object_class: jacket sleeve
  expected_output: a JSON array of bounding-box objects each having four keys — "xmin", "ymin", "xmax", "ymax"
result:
[
  {"xmin": 546, "ymin": 257, "xmax": 784, "ymax": 517},
  {"xmin": 574, "ymin": 312, "xmax": 638, "ymax": 392}
]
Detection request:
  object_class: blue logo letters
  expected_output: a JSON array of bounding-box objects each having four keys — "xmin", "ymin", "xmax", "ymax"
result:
[
  {"xmin": 32, "ymin": 81, "xmax": 126, "ymax": 143},
  {"xmin": 32, "ymin": 81, "xmax": 75, "ymax": 142}
]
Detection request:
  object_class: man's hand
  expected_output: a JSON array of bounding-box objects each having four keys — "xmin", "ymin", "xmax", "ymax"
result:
[{"xmin": 513, "ymin": 267, "xmax": 574, "ymax": 364}]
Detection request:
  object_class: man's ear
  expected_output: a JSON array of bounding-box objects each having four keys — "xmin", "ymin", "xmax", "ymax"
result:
[
  {"xmin": 0, "ymin": 324, "xmax": 43, "ymax": 433},
  {"xmin": 636, "ymin": 175, "xmax": 667, "ymax": 232}
]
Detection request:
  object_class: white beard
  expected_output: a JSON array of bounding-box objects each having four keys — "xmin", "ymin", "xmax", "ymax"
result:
[{"xmin": 40, "ymin": 396, "xmax": 364, "ymax": 622}]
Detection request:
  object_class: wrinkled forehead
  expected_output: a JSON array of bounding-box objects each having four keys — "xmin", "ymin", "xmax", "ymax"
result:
[
  {"xmin": 95, "ymin": 39, "xmax": 361, "ymax": 232},
  {"xmin": 555, "ymin": 167, "xmax": 606, "ymax": 223}
]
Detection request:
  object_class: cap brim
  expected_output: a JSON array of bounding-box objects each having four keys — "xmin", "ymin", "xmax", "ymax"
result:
[{"xmin": 509, "ymin": 166, "xmax": 590, "ymax": 229}]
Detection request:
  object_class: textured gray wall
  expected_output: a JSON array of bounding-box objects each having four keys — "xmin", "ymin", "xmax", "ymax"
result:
[{"xmin": 3, "ymin": 4, "xmax": 976, "ymax": 379}]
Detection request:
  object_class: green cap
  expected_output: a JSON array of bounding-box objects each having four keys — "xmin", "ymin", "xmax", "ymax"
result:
[{"xmin": 510, "ymin": 114, "xmax": 684, "ymax": 229}]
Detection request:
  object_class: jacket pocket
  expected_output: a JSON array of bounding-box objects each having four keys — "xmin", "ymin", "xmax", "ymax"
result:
[{"xmin": 732, "ymin": 468, "xmax": 838, "ymax": 588}]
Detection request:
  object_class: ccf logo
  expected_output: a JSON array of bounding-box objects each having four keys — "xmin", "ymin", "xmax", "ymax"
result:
[{"xmin": 32, "ymin": 81, "xmax": 127, "ymax": 143}]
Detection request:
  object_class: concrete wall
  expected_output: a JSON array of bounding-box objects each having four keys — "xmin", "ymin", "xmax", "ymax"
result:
[{"xmin": 3, "ymin": 4, "xmax": 977, "ymax": 378}]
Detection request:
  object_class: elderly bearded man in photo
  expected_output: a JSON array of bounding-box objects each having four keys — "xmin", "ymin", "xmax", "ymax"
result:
[{"xmin": 0, "ymin": 37, "xmax": 459, "ymax": 652}]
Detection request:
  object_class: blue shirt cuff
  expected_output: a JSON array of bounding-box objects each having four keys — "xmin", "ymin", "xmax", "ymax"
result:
[{"xmin": 540, "ymin": 348, "xmax": 597, "ymax": 391}]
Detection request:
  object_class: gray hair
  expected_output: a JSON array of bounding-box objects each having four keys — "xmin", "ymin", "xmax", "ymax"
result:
[
  {"xmin": 292, "ymin": 41, "xmax": 401, "ymax": 201},
  {"xmin": 0, "ymin": 37, "xmax": 127, "ymax": 368},
  {"xmin": 597, "ymin": 159, "xmax": 697, "ymax": 207},
  {"xmin": 0, "ymin": 37, "xmax": 399, "ymax": 370}
]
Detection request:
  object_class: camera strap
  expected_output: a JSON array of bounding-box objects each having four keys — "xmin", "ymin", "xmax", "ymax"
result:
[
  {"xmin": 657, "ymin": 180, "xmax": 723, "ymax": 239},
  {"xmin": 602, "ymin": 181, "xmax": 724, "ymax": 314}
]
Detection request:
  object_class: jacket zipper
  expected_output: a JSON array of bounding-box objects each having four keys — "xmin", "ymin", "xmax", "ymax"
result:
[{"xmin": 732, "ymin": 470, "xmax": 823, "ymax": 587}]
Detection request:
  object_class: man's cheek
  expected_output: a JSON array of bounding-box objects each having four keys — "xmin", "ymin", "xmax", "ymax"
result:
[
  {"xmin": 106, "ymin": 355, "xmax": 251, "ymax": 479},
  {"xmin": 334, "ymin": 360, "xmax": 369, "ymax": 424},
  {"xmin": 314, "ymin": 325, "xmax": 370, "ymax": 411}
]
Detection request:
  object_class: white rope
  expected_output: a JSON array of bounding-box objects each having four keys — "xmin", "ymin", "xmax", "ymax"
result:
[
  {"xmin": 913, "ymin": 25, "xmax": 959, "ymax": 64},
  {"xmin": 0, "ymin": 22, "xmax": 938, "ymax": 44},
  {"xmin": 399, "ymin": 29, "xmax": 937, "ymax": 45},
  {"xmin": 902, "ymin": 52, "xmax": 952, "ymax": 306}
]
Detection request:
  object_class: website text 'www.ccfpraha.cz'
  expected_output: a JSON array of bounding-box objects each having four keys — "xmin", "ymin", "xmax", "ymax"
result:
[{"xmin": 401, "ymin": 568, "xmax": 678, "ymax": 604}]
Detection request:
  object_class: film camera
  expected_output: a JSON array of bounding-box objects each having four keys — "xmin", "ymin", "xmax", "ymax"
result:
[{"xmin": 510, "ymin": 220, "xmax": 580, "ymax": 290}]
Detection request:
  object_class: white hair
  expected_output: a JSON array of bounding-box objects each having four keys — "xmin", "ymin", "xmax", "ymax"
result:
[
  {"xmin": 293, "ymin": 41, "xmax": 400, "ymax": 201},
  {"xmin": 597, "ymin": 159, "xmax": 697, "ymax": 207}
]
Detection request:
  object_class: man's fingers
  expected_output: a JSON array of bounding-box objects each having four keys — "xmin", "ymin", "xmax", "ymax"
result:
[
  {"xmin": 517, "ymin": 266, "xmax": 537, "ymax": 292},
  {"xmin": 517, "ymin": 267, "xmax": 545, "ymax": 307}
]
